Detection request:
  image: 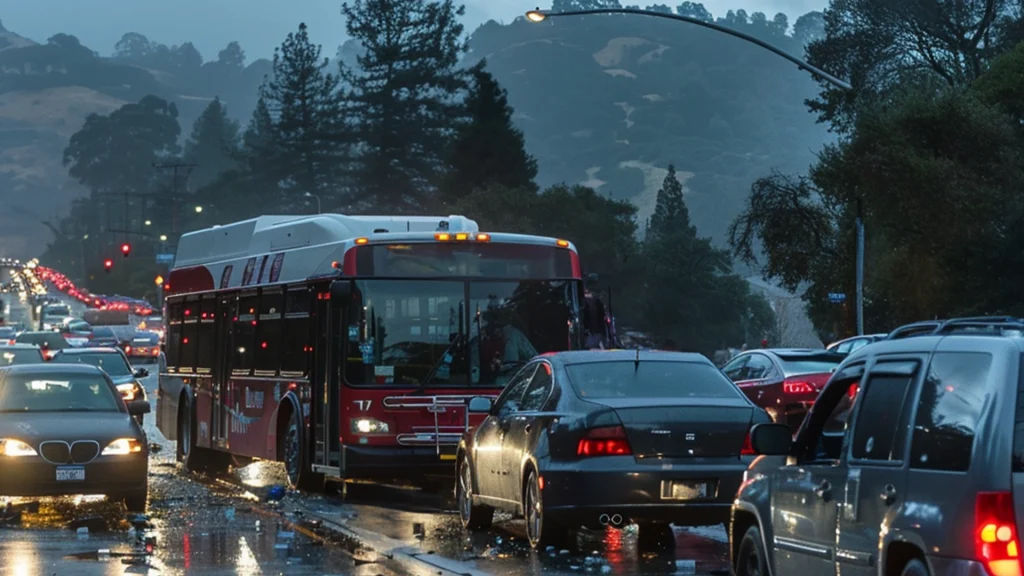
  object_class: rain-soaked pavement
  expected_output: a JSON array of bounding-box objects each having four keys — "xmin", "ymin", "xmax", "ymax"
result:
[{"xmin": 4, "ymin": 289, "xmax": 733, "ymax": 575}]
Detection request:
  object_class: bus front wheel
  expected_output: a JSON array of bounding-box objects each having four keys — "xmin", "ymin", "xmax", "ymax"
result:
[{"xmin": 279, "ymin": 406, "xmax": 323, "ymax": 492}]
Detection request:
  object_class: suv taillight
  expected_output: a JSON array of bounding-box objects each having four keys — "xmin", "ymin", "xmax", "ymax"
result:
[
  {"xmin": 976, "ymin": 491, "xmax": 1022, "ymax": 576},
  {"xmin": 783, "ymin": 381, "xmax": 815, "ymax": 394},
  {"xmin": 577, "ymin": 426, "xmax": 632, "ymax": 457},
  {"xmin": 741, "ymin": 430, "xmax": 755, "ymax": 456}
]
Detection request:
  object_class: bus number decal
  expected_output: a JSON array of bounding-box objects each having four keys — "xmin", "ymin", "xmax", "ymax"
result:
[{"xmin": 354, "ymin": 400, "xmax": 371, "ymax": 411}]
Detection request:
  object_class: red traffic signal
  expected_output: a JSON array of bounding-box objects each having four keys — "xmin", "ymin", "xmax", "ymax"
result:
[
  {"xmin": 121, "ymin": 243, "xmax": 131, "ymax": 258},
  {"xmin": 103, "ymin": 258, "xmax": 113, "ymax": 273}
]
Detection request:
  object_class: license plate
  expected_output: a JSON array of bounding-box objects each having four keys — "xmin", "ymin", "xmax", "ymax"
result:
[
  {"xmin": 661, "ymin": 480, "xmax": 707, "ymax": 500},
  {"xmin": 56, "ymin": 466, "xmax": 85, "ymax": 482}
]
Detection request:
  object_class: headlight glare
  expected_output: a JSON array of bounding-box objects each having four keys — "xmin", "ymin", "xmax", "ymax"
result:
[
  {"xmin": 102, "ymin": 438, "xmax": 143, "ymax": 455},
  {"xmin": 116, "ymin": 383, "xmax": 137, "ymax": 401},
  {"xmin": 0, "ymin": 439, "xmax": 37, "ymax": 457},
  {"xmin": 351, "ymin": 418, "xmax": 389, "ymax": 434}
]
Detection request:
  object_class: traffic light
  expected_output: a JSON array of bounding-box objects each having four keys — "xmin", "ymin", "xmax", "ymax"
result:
[
  {"xmin": 121, "ymin": 243, "xmax": 131, "ymax": 258},
  {"xmin": 103, "ymin": 259, "xmax": 113, "ymax": 273}
]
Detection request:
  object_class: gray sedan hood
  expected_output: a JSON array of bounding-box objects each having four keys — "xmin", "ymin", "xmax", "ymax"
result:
[{"xmin": 0, "ymin": 411, "xmax": 140, "ymax": 447}]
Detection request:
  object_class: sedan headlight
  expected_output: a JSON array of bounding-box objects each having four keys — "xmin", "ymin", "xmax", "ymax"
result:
[
  {"xmin": 351, "ymin": 418, "xmax": 390, "ymax": 434},
  {"xmin": 116, "ymin": 383, "xmax": 138, "ymax": 401},
  {"xmin": 102, "ymin": 438, "xmax": 144, "ymax": 455},
  {"xmin": 0, "ymin": 439, "xmax": 37, "ymax": 457}
]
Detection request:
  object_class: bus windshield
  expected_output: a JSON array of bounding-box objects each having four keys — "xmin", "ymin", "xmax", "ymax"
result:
[{"xmin": 344, "ymin": 279, "xmax": 573, "ymax": 388}]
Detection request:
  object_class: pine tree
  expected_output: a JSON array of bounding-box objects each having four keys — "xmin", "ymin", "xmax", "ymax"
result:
[
  {"xmin": 439, "ymin": 60, "xmax": 538, "ymax": 207},
  {"xmin": 261, "ymin": 23, "xmax": 347, "ymax": 204},
  {"xmin": 341, "ymin": 0, "xmax": 467, "ymax": 211},
  {"xmin": 647, "ymin": 164, "xmax": 695, "ymax": 244},
  {"xmin": 184, "ymin": 97, "xmax": 241, "ymax": 188},
  {"xmin": 242, "ymin": 96, "xmax": 278, "ymax": 174}
]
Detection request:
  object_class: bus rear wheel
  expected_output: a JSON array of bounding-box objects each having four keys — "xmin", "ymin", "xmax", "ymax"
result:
[{"xmin": 280, "ymin": 407, "xmax": 323, "ymax": 492}]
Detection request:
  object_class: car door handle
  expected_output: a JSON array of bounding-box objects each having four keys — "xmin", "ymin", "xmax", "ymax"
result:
[
  {"xmin": 814, "ymin": 480, "xmax": 832, "ymax": 500},
  {"xmin": 880, "ymin": 484, "xmax": 897, "ymax": 505}
]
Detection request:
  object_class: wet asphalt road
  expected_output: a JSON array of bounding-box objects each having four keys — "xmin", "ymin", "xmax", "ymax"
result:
[{"xmin": 3, "ymin": 287, "xmax": 733, "ymax": 575}]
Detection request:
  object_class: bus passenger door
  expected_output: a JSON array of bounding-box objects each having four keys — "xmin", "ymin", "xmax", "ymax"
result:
[
  {"xmin": 312, "ymin": 288, "xmax": 341, "ymax": 474},
  {"xmin": 213, "ymin": 295, "xmax": 233, "ymax": 446}
]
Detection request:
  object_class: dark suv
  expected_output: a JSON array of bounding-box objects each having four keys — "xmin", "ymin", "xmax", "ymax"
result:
[{"xmin": 731, "ymin": 316, "xmax": 1024, "ymax": 576}]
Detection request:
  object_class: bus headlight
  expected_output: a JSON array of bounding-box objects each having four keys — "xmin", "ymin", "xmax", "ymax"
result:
[
  {"xmin": 102, "ymin": 438, "xmax": 143, "ymax": 455},
  {"xmin": 116, "ymin": 383, "xmax": 137, "ymax": 401},
  {"xmin": 351, "ymin": 419, "xmax": 389, "ymax": 434},
  {"xmin": 0, "ymin": 439, "xmax": 37, "ymax": 457}
]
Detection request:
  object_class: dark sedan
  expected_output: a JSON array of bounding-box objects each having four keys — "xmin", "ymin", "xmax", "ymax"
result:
[
  {"xmin": 120, "ymin": 331, "xmax": 161, "ymax": 360},
  {"xmin": 15, "ymin": 331, "xmax": 69, "ymax": 360},
  {"xmin": 50, "ymin": 348, "xmax": 149, "ymax": 425},
  {"xmin": 456, "ymin": 350, "xmax": 770, "ymax": 550},
  {"xmin": 0, "ymin": 364, "xmax": 150, "ymax": 510},
  {"xmin": 0, "ymin": 344, "xmax": 45, "ymax": 366}
]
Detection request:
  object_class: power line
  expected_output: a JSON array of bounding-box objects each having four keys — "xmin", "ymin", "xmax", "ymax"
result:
[{"xmin": 152, "ymin": 162, "xmax": 197, "ymax": 235}]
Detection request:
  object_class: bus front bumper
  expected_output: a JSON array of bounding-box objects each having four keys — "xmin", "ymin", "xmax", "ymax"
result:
[{"xmin": 341, "ymin": 444, "xmax": 458, "ymax": 484}]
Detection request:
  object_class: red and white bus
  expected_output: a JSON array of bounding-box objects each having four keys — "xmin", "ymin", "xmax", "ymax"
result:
[{"xmin": 156, "ymin": 213, "xmax": 588, "ymax": 490}]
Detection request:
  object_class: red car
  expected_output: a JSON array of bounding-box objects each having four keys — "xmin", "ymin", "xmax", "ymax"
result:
[{"xmin": 721, "ymin": 348, "xmax": 845, "ymax": 429}]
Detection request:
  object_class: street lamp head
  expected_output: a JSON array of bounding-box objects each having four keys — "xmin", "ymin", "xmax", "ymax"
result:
[
  {"xmin": 526, "ymin": 9, "xmax": 547, "ymax": 22},
  {"xmin": 144, "ymin": 220, "xmax": 152, "ymax": 226},
  {"xmin": 194, "ymin": 206, "xmax": 203, "ymax": 213},
  {"xmin": 304, "ymin": 192, "xmax": 314, "ymax": 198},
  {"xmin": 159, "ymin": 235, "xmax": 168, "ymax": 242}
]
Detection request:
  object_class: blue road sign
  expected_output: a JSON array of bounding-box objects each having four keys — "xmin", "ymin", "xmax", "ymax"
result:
[
  {"xmin": 155, "ymin": 253, "xmax": 175, "ymax": 265},
  {"xmin": 828, "ymin": 292, "xmax": 847, "ymax": 303}
]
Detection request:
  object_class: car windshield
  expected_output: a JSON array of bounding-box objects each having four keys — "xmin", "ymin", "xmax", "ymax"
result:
[
  {"xmin": 0, "ymin": 327, "xmax": 15, "ymax": 338},
  {"xmin": 16, "ymin": 333, "xmax": 68, "ymax": 349},
  {"xmin": 0, "ymin": 348, "xmax": 44, "ymax": 366},
  {"xmin": 0, "ymin": 372, "xmax": 120, "ymax": 413},
  {"xmin": 344, "ymin": 279, "xmax": 572, "ymax": 387},
  {"xmin": 565, "ymin": 360, "xmax": 744, "ymax": 400},
  {"xmin": 52, "ymin": 353, "xmax": 132, "ymax": 377},
  {"xmin": 43, "ymin": 305, "xmax": 71, "ymax": 317},
  {"xmin": 92, "ymin": 327, "xmax": 115, "ymax": 338},
  {"xmin": 67, "ymin": 321, "xmax": 91, "ymax": 332},
  {"xmin": 779, "ymin": 355, "xmax": 842, "ymax": 377}
]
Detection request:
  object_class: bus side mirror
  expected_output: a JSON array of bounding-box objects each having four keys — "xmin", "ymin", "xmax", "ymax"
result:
[{"xmin": 330, "ymin": 280, "xmax": 353, "ymax": 306}]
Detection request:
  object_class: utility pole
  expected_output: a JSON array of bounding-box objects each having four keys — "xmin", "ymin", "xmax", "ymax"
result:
[
  {"xmin": 856, "ymin": 198, "xmax": 865, "ymax": 336},
  {"xmin": 152, "ymin": 162, "xmax": 197, "ymax": 235}
]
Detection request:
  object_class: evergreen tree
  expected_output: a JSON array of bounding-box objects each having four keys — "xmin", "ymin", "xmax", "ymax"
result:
[
  {"xmin": 241, "ymin": 96, "xmax": 278, "ymax": 175},
  {"xmin": 184, "ymin": 97, "xmax": 241, "ymax": 188},
  {"xmin": 261, "ymin": 23, "xmax": 347, "ymax": 204},
  {"xmin": 440, "ymin": 61, "xmax": 537, "ymax": 207},
  {"xmin": 643, "ymin": 164, "xmax": 754, "ymax": 353},
  {"xmin": 341, "ymin": 0, "xmax": 467, "ymax": 211}
]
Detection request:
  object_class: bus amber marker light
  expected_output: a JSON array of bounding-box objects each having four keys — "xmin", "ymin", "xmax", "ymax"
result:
[
  {"xmin": 556, "ymin": 239, "xmax": 570, "ymax": 248},
  {"xmin": 435, "ymin": 233, "xmax": 451, "ymax": 241},
  {"xmin": 455, "ymin": 233, "xmax": 469, "ymax": 241},
  {"xmin": 355, "ymin": 237, "xmax": 369, "ymax": 245},
  {"xmin": 476, "ymin": 233, "xmax": 491, "ymax": 242}
]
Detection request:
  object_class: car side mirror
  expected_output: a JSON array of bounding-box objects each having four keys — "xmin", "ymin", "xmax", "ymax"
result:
[
  {"xmin": 134, "ymin": 368, "xmax": 149, "ymax": 378},
  {"xmin": 330, "ymin": 280, "xmax": 353, "ymax": 307},
  {"xmin": 750, "ymin": 423, "xmax": 792, "ymax": 456},
  {"xmin": 468, "ymin": 397, "xmax": 492, "ymax": 414},
  {"xmin": 127, "ymin": 400, "xmax": 151, "ymax": 416}
]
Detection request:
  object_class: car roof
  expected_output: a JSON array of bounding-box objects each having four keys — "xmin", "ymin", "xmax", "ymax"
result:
[
  {"xmin": 2, "ymin": 363, "xmax": 106, "ymax": 376},
  {"xmin": 542, "ymin": 349, "xmax": 710, "ymax": 366},
  {"xmin": 0, "ymin": 343, "xmax": 45, "ymax": 350},
  {"xmin": 55, "ymin": 347, "xmax": 122, "ymax": 354}
]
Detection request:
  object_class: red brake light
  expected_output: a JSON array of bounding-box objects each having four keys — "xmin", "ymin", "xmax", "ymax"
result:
[
  {"xmin": 741, "ymin": 431, "xmax": 755, "ymax": 456},
  {"xmin": 577, "ymin": 426, "xmax": 632, "ymax": 457},
  {"xmin": 976, "ymin": 492, "xmax": 1022, "ymax": 576},
  {"xmin": 125, "ymin": 345, "xmax": 132, "ymax": 354},
  {"xmin": 848, "ymin": 383, "xmax": 860, "ymax": 400},
  {"xmin": 783, "ymin": 381, "xmax": 815, "ymax": 394}
]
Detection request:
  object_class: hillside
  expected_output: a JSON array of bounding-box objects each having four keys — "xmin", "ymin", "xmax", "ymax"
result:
[
  {"xmin": 0, "ymin": 27, "xmax": 269, "ymax": 257},
  {"xmin": 471, "ymin": 11, "xmax": 832, "ymax": 242},
  {"xmin": 0, "ymin": 7, "xmax": 830, "ymax": 257}
]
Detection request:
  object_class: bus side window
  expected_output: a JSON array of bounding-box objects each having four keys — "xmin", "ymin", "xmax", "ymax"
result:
[
  {"xmin": 233, "ymin": 292, "xmax": 258, "ymax": 374},
  {"xmin": 282, "ymin": 288, "xmax": 310, "ymax": 378},
  {"xmin": 256, "ymin": 290, "xmax": 283, "ymax": 375},
  {"xmin": 196, "ymin": 296, "xmax": 216, "ymax": 372},
  {"xmin": 167, "ymin": 300, "xmax": 184, "ymax": 371}
]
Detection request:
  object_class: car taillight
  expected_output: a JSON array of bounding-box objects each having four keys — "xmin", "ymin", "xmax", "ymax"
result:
[
  {"xmin": 976, "ymin": 491, "xmax": 1022, "ymax": 576},
  {"xmin": 783, "ymin": 381, "xmax": 815, "ymax": 394},
  {"xmin": 741, "ymin": 430, "xmax": 755, "ymax": 456},
  {"xmin": 577, "ymin": 426, "xmax": 632, "ymax": 457},
  {"xmin": 848, "ymin": 383, "xmax": 860, "ymax": 400},
  {"xmin": 124, "ymin": 345, "xmax": 132, "ymax": 354}
]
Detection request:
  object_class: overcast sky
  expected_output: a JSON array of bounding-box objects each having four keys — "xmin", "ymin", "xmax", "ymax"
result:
[{"xmin": 3, "ymin": 0, "xmax": 826, "ymax": 62}]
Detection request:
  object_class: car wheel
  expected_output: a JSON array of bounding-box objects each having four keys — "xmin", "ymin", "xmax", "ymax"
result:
[
  {"xmin": 735, "ymin": 525, "xmax": 769, "ymax": 576},
  {"xmin": 900, "ymin": 559, "xmax": 930, "ymax": 576},
  {"xmin": 524, "ymin": 469, "xmax": 570, "ymax": 550},
  {"xmin": 122, "ymin": 488, "xmax": 148, "ymax": 513},
  {"xmin": 457, "ymin": 454, "xmax": 493, "ymax": 531},
  {"xmin": 280, "ymin": 407, "xmax": 323, "ymax": 491}
]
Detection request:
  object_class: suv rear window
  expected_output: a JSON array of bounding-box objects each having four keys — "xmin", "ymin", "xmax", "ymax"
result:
[
  {"xmin": 913, "ymin": 352, "xmax": 993, "ymax": 472},
  {"xmin": 565, "ymin": 361, "xmax": 744, "ymax": 400}
]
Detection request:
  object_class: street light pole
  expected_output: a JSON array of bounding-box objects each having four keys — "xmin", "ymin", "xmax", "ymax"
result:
[
  {"xmin": 526, "ymin": 7, "xmax": 863, "ymax": 334},
  {"xmin": 524, "ymin": 8, "xmax": 852, "ymax": 91},
  {"xmin": 305, "ymin": 192, "xmax": 322, "ymax": 214}
]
